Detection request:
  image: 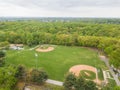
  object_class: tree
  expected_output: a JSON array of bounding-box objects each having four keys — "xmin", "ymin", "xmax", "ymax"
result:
[
  {"xmin": 85, "ymin": 80, "xmax": 97, "ymax": 90},
  {"xmin": 110, "ymin": 48, "xmax": 120, "ymax": 68},
  {"xmin": 0, "ymin": 41, "xmax": 9, "ymax": 48},
  {"xmin": 0, "ymin": 65, "xmax": 17, "ymax": 90},
  {"xmin": 63, "ymin": 73, "xmax": 76, "ymax": 90},
  {"xmin": 64, "ymin": 73, "xmax": 98, "ymax": 90},
  {"xmin": 16, "ymin": 65, "xmax": 26, "ymax": 80},
  {"xmin": 0, "ymin": 51, "xmax": 5, "ymax": 66},
  {"xmin": 0, "ymin": 51, "xmax": 5, "ymax": 58},
  {"xmin": 74, "ymin": 76, "xmax": 86, "ymax": 90},
  {"xmin": 30, "ymin": 69, "xmax": 48, "ymax": 84}
]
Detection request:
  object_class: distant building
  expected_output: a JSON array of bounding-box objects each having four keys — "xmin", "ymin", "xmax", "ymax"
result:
[{"xmin": 10, "ymin": 44, "xmax": 24, "ymax": 50}]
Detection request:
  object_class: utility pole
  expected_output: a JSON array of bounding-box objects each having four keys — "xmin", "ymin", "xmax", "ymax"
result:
[{"xmin": 35, "ymin": 53, "xmax": 38, "ymax": 69}]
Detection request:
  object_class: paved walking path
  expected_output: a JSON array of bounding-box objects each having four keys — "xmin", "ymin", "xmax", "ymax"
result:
[
  {"xmin": 99, "ymin": 55, "xmax": 120, "ymax": 86},
  {"xmin": 24, "ymin": 87, "xmax": 30, "ymax": 90},
  {"xmin": 24, "ymin": 79, "xmax": 63, "ymax": 90},
  {"xmin": 46, "ymin": 79, "xmax": 63, "ymax": 86},
  {"xmin": 29, "ymin": 45, "xmax": 39, "ymax": 50}
]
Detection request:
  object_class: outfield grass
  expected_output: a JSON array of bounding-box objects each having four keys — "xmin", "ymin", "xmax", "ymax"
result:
[
  {"xmin": 97, "ymin": 68, "xmax": 104, "ymax": 80},
  {"xmin": 80, "ymin": 70, "xmax": 96, "ymax": 80},
  {"xmin": 6, "ymin": 45, "xmax": 105, "ymax": 81}
]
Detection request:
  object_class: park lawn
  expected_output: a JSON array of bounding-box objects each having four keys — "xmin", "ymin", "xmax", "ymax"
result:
[
  {"xmin": 80, "ymin": 70, "xmax": 96, "ymax": 80},
  {"xmin": 6, "ymin": 45, "xmax": 105, "ymax": 81}
]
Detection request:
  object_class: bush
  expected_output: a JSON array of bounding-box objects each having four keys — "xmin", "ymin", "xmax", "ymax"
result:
[
  {"xmin": 64, "ymin": 73, "xmax": 98, "ymax": 90},
  {"xmin": 30, "ymin": 69, "xmax": 48, "ymax": 84},
  {"xmin": 85, "ymin": 80, "xmax": 98, "ymax": 90},
  {"xmin": 0, "ymin": 65, "xmax": 18, "ymax": 90},
  {"xmin": 0, "ymin": 41, "xmax": 9, "ymax": 48},
  {"xmin": 0, "ymin": 51, "xmax": 5, "ymax": 58},
  {"xmin": 16, "ymin": 65, "xmax": 26, "ymax": 80},
  {"xmin": 0, "ymin": 51, "xmax": 5, "ymax": 67},
  {"xmin": 63, "ymin": 73, "xmax": 76, "ymax": 90},
  {"xmin": 0, "ymin": 57, "xmax": 5, "ymax": 67},
  {"xmin": 74, "ymin": 76, "xmax": 86, "ymax": 90}
]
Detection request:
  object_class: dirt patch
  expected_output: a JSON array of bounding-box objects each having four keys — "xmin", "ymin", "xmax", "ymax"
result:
[
  {"xmin": 36, "ymin": 46, "xmax": 54, "ymax": 52},
  {"xmin": 69, "ymin": 65, "xmax": 102, "ymax": 84}
]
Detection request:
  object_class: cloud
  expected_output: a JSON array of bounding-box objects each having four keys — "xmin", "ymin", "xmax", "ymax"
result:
[
  {"xmin": 1, "ymin": 0, "xmax": 120, "ymax": 9},
  {"xmin": 60, "ymin": 0, "xmax": 120, "ymax": 7},
  {"xmin": 0, "ymin": 0, "xmax": 120, "ymax": 8},
  {"xmin": 0, "ymin": 0, "xmax": 120, "ymax": 17}
]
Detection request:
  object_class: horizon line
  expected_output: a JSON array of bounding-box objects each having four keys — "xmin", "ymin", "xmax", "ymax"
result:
[{"xmin": 0, "ymin": 16, "xmax": 120, "ymax": 19}]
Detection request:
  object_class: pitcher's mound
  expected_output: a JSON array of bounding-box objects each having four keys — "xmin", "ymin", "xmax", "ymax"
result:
[{"xmin": 36, "ymin": 45, "xmax": 54, "ymax": 52}]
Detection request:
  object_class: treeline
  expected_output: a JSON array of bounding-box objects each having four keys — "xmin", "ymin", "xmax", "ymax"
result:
[
  {"xmin": 1, "ymin": 17, "xmax": 120, "ymax": 24},
  {"xmin": 0, "ymin": 21, "xmax": 120, "ymax": 38},
  {"xmin": 0, "ymin": 21, "xmax": 120, "ymax": 68}
]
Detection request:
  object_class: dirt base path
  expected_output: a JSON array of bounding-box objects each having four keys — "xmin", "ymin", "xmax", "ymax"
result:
[{"xmin": 69, "ymin": 65, "xmax": 96, "ymax": 76}]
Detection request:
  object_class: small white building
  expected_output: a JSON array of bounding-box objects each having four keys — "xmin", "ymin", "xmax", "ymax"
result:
[{"xmin": 10, "ymin": 44, "xmax": 24, "ymax": 50}]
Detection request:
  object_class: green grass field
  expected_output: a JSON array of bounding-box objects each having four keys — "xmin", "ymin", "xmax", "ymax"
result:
[
  {"xmin": 6, "ymin": 45, "xmax": 105, "ymax": 81},
  {"xmin": 80, "ymin": 70, "xmax": 96, "ymax": 80}
]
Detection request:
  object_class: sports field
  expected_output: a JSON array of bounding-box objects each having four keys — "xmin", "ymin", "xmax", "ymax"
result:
[{"xmin": 6, "ymin": 45, "xmax": 105, "ymax": 81}]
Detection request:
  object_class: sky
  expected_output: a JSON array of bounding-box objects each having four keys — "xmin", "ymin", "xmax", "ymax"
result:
[{"xmin": 0, "ymin": 0, "xmax": 120, "ymax": 17}]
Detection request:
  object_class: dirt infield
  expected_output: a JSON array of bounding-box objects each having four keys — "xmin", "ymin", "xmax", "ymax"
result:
[
  {"xmin": 36, "ymin": 46, "xmax": 54, "ymax": 52},
  {"xmin": 69, "ymin": 65, "xmax": 101, "ymax": 84},
  {"xmin": 69, "ymin": 65, "xmax": 96, "ymax": 76}
]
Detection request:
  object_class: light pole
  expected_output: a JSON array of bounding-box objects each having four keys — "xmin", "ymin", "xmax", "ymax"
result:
[
  {"xmin": 95, "ymin": 51, "xmax": 98, "ymax": 84},
  {"xmin": 35, "ymin": 53, "xmax": 38, "ymax": 69}
]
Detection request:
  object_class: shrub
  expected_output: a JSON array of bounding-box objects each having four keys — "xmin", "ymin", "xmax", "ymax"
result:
[
  {"xmin": 0, "ymin": 51, "xmax": 5, "ymax": 58},
  {"xmin": 63, "ymin": 73, "xmax": 76, "ymax": 90},
  {"xmin": 0, "ymin": 57, "xmax": 5, "ymax": 67},
  {"xmin": 85, "ymin": 80, "xmax": 98, "ymax": 90},
  {"xmin": 16, "ymin": 65, "xmax": 26, "ymax": 80},
  {"xmin": 30, "ymin": 69, "xmax": 48, "ymax": 84},
  {"xmin": 64, "ymin": 73, "xmax": 98, "ymax": 90},
  {"xmin": 0, "ymin": 65, "xmax": 17, "ymax": 90},
  {"xmin": 74, "ymin": 76, "xmax": 86, "ymax": 90},
  {"xmin": 0, "ymin": 51, "xmax": 5, "ymax": 66}
]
